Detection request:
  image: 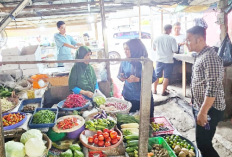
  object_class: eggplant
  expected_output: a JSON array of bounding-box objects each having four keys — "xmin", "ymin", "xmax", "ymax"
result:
[
  {"xmin": 102, "ymin": 110, "xmax": 107, "ymax": 118},
  {"xmin": 93, "ymin": 113, "xmax": 100, "ymax": 119},
  {"xmin": 95, "ymin": 114, "xmax": 102, "ymax": 119}
]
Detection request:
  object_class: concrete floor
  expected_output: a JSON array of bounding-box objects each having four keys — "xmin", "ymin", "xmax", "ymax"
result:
[{"xmin": 110, "ymin": 64, "xmax": 232, "ymax": 157}]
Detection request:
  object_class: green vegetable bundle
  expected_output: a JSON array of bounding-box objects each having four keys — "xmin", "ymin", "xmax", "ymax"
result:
[
  {"xmin": 116, "ymin": 113, "xmax": 139, "ymax": 125},
  {"xmin": 0, "ymin": 86, "xmax": 13, "ymax": 97},
  {"xmin": 85, "ymin": 118, "xmax": 116, "ymax": 131},
  {"xmin": 32, "ymin": 110, "xmax": 55, "ymax": 124},
  {"xmin": 93, "ymin": 96, "xmax": 106, "ymax": 106}
]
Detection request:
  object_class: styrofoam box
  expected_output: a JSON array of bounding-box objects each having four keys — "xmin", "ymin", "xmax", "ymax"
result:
[
  {"xmin": 2, "ymin": 56, "xmax": 19, "ymax": 61},
  {"xmin": 20, "ymin": 63, "xmax": 44, "ymax": 70},
  {"xmin": 1, "ymin": 47, "xmax": 21, "ymax": 56},
  {"xmin": 18, "ymin": 45, "xmax": 41, "ymax": 61},
  {"xmin": 22, "ymin": 65, "xmax": 44, "ymax": 76},
  {"xmin": 0, "ymin": 69, "xmax": 23, "ymax": 79},
  {"xmin": 1, "ymin": 64, "xmax": 19, "ymax": 70}
]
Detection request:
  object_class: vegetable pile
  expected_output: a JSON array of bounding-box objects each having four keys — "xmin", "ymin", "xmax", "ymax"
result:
[
  {"xmin": 0, "ymin": 86, "xmax": 13, "ymax": 97},
  {"xmin": 64, "ymin": 94, "xmax": 88, "ymax": 108},
  {"xmin": 57, "ymin": 117, "xmax": 79, "ymax": 130},
  {"xmin": 121, "ymin": 123, "xmax": 139, "ymax": 157},
  {"xmin": 32, "ymin": 110, "xmax": 55, "ymax": 124},
  {"xmin": 100, "ymin": 102, "xmax": 127, "ymax": 111},
  {"xmin": 60, "ymin": 143, "xmax": 84, "ymax": 157},
  {"xmin": 2, "ymin": 112, "xmax": 25, "ymax": 127},
  {"xmin": 85, "ymin": 117, "xmax": 116, "ymax": 131},
  {"xmin": 148, "ymin": 144, "xmax": 169, "ymax": 157},
  {"xmin": 151, "ymin": 122, "xmax": 169, "ymax": 132},
  {"xmin": 163, "ymin": 135, "xmax": 195, "ymax": 157},
  {"xmin": 93, "ymin": 110, "xmax": 107, "ymax": 119},
  {"xmin": 116, "ymin": 113, "xmax": 139, "ymax": 125},
  {"xmin": 93, "ymin": 96, "xmax": 106, "ymax": 106},
  {"xmin": 87, "ymin": 129, "xmax": 121, "ymax": 147},
  {"xmin": 1, "ymin": 98, "xmax": 15, "ymax": 112}
]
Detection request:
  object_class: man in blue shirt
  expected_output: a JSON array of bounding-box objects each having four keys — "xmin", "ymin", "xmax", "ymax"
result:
[{"xmin": 54, "ymin": 21, "xmax": 82, "ymax": 67}]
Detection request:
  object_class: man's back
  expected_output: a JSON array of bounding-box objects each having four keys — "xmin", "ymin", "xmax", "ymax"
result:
[{"xmin": 153, "ymin": 34, "xmax": 177, "ymax": 63}]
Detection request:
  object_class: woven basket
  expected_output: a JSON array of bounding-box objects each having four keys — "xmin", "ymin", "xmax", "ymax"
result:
[
  {"xmin": 97, "ymin": 97, "xmax": 132, "ymax": 114},
  {"xmin": 14, "ymin": 133, "xmax": 52, "ymax": 157},
  {"xmin": 47, "ymin": 76, "xmax": 68, "ymax": 86},
  {"xmin": 79, "ymin": 128, "xmax": 123, "ymax": 151}
]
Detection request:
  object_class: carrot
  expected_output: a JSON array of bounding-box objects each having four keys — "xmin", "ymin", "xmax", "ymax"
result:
[{"xmin": 147, "ymin": 152, "xmax": 154, "ymax": 157}]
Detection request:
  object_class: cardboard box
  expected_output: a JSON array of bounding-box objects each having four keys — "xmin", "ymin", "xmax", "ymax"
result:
[
  {"xmin": 1, "ymin": 64, "xmax": 19, "ymax": 70},
  {"xmin": 18, "ymin": 45, "xmax": 41, "ymax": 61},
  {"xmin": 2, "ymin": 56, "xmax": 19, "ymax": 62},
  {"xmin": 1, "ymin": 47, "xmax": 21, "ymax": 56}
]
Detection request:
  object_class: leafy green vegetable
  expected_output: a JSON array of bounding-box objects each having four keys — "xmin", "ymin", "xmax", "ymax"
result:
[
  {"xmin": 116, "ymin": 113, "xmax": 139, "ymax": 125},
  {"xmin": 20, "ymin": 129, "xmax": 43, "ymax": 144},
  {"xmin": 32, "ymin": 110, "xmax": 55, "ymax": 124},
  {"xmin": 93, "ymin": 96, "xmax": 106, "ymax": 106},
  {"xmin": 70, "ymin": 144, "xmax": 81, "ymax": 151},
  {"xmin": 25, "ymin": 137, "xmax": 46, "ymax": 157},
  {"xmin": 74, "ymin": 150, "xmax": 84, "ymax": 157},
  {"xmin": 5, "ymin": 141, "xmax": 25, "ymax": 157},
  {"xmin": 60, "ymin": 149, "xmax": 73, "ymax": 157}
]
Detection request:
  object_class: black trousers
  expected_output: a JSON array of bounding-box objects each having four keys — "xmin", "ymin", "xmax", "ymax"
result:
[
  {"xmin": 192, "ymin": 107, "xmax": 224, "ymax": 157},
  {"xmin": 125, "ymin": 97, "xmax": 154, "ymax": 118}
]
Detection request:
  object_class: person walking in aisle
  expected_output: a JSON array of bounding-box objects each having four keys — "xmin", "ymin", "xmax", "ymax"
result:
[
  {"xmin": 172, "ymin": 22, "xmax": 186, "ymax": 54},
  {"xmin": 186, "ymin": 26, "xmax": 226, "ymax": 157},
  {"xmin": 153, "ymin": 24, "xmax": 178, "ymax": 96},
  {"xmin": 54, "ymin": 21, "xmax": 82, "ymax": 67}
]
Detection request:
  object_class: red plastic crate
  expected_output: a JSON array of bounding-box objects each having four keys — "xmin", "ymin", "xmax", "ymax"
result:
[{"xmin": 151, "ymin": 116, "xmax": 174, "ymax": 136}]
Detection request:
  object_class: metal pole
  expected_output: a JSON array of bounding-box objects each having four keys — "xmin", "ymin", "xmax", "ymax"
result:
[
  {"xmin": 138, "ymin": 59, "xmax": 153, "ymax": 156},
  {"xmin": 161, "ymin": 10, "xmax": 163, "ymax": 34},
  {"xmin": 99, "ymin": 0, "xmax": 111, "ymax": 82},
  {"xmin": 150, "ymin": 8, "xmax": 154, "ymax": 47},
  {"xmin": 139, "ymin": 6, "xmax": 142, "ymax": 39},
  {"xmin": 94, "ymin": 22, "xmax": 98, "ymax": 40}
]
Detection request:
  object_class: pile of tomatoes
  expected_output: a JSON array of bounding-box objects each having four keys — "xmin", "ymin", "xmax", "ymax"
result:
[
  {"xmin": 88, "ymin": 128, "xmax": 121, "ymax": 147},
  {"xmin": 2, "ymin": 113, "xmax": 25, "ymax": 127},
  {"xmin": 57, "ymin": 117, "xmax": 79, "ymax": 130}
]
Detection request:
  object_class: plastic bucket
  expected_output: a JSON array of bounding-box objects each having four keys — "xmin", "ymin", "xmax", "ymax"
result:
[{"xmin": 67, "ymin": 125, "xmax": 85, "ymax": 139}]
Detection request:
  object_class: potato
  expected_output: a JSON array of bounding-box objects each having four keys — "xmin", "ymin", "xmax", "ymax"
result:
[
  {"xmin": 178, "ymin": 151, "xmax": 187, "ymax": 157},
  {"xmin": 174, "ymin": 145, "xmax": 181, "ymax": 154},
  {"xmin": 189, "ymin": 150, "xmax": 196, "ymax": 157},
  {"xmin": 181, "ymin": 148, "xmax": 189, "ymax": 155}
]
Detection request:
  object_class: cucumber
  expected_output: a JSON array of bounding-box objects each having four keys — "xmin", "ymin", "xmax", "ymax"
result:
[
  {"xmin": 127, "ymin": 140, "xmax": 139, "ymax": 147},
  {"xmin": 125, "ymin": 135, "xmax": 139, "ymax": 140},
  {"xmin": 96, "ymin": 125, "xmax": 106, "ymax": 131},
  {"xmin": 126, "ymin": 146, "xmax": 138, "ymax": 153},
  {"xmin": 127, "ymin": 152, "xmax": 135, "ymax": 157}
]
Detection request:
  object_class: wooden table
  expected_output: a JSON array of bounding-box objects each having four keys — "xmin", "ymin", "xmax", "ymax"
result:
[{"xmin": 173, "ymin": 53, "xmax": 195, "ymax": 97}]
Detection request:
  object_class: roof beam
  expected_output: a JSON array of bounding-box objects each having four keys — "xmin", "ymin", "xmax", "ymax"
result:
[{"xmin": 21, "ymin": 20, "xmax": 38, "ymax": 27}]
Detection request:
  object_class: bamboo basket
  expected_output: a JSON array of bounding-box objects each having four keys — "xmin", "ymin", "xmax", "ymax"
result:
[{"xmin": 47, "ymin": 76, "xmax": 69, "ymax": 86}]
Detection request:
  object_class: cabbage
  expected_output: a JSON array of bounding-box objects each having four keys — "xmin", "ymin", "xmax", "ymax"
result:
[
  {"xmin": 25, "ymin": 137, "xmax": 46, "ymax": 157},
  {"xmin": 20, "ymin": 129, "xmax": 43, "ymax": 144},
  {"xmin": 5, "ymin": 141, "xmax": 25, "ymax": 157}
]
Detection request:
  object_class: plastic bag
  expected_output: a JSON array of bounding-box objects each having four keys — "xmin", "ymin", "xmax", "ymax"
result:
[
  {"xmin": 218, "ymin": 34, "xmax": 232, "ymax": 66},
  {"xmin": 112, "ymin": 79, "xmax": 122, "ymax": 99},
  {"xmin": 92, "ymin": 89, "xmax": 106, "ymax": 106}
]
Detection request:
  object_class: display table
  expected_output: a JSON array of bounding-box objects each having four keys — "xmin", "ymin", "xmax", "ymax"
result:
[{"xmin": 173, "ymin": 53, "xmax": 195, "ymax": 97}]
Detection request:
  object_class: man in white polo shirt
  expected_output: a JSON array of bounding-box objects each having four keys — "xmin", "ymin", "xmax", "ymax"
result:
[
  {"xmin": 153, "ymin": 24, "xmax": 178, "ymax": 96},
  {"xmin": 172, "ymin": 22, "xmax": 186, "ymax": 54}
]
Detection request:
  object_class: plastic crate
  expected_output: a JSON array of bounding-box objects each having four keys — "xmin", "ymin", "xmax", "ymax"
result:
[
  {"xmin": 148, "ymin": 137, "xmax": 177, "ymax": 157},
  {"xmin": 151, "ymin": 116, "xmax": 174, "ymax": 136},
  {"xmin": 18, "ymin": 98, "xmax": 43, "ymax": 113},
  {"xmin": 29, "ymin": 108, "xmax": 58, "ymax": 128}
]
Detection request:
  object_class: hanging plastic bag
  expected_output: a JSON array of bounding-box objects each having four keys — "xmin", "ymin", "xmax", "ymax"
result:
[
  {"xmin": 193, "ymin": 18, "xmax": 208, "ymax": 29},
  {"xmin": 218, "ymin": 34, "xmax": 232, "ymax": 66},
  {"xmin": 112, "ymin": 79, "xmax": 122, "ymax": 99},
  {"xmin": 92, "ymin": 89, "xmax": 106, "ymax": 106}
]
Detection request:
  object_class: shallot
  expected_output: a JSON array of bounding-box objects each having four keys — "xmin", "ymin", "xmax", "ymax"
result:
[
  {"xmin": 104, "ymin": 102, "xmax": 127, "ymax": 111},
  {"xmin": 63, "ymin": 94, "xmax": 88, "ymax": 108}
]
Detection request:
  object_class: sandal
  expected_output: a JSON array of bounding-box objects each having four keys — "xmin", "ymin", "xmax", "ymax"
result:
[
  {"xmin": 162, "ymin": 91, "xmax": 170, "ymax": 96},
  {"xmin": 153, "ymin": 91, "xmax": 157, "ymax": 94}
]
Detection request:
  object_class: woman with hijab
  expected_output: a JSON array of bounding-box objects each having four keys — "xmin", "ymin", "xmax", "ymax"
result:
[
  {"xmin": 117, "ymin": 39, "xmax": 156, "ymax": 117},
  {"xmin": 69, "ymin": 46, "xmax": 98, "ymax": 99}
]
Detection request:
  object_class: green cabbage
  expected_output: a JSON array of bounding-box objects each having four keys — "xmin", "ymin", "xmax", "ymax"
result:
[
  {"xmin": 25, "ymin": 137, "xmax": 46, "ymax": 157},
  {"xmin": 74, "ymin": 150, "xmax": 84, "ymax": 157},
  {"xmin": 20, "ymin": 129, "xmax": 43, "ymax": 144},
  {"xmin": 5, "ymin": 141, "xmax": 25, "ymax": 157}
]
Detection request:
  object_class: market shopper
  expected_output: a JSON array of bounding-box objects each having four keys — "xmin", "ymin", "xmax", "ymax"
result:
[
  {"xmin": 54, "ymin": 21, "xmax": 82, "ymax": 67},
  {"xmin": 69, "ymin": 46, "xmax": 99, "ymax": 99},
  {"xmin": 153, "ymin": 24, "xmax": 178, "ymax": 96},
  {"xmin": 172, "ymin": 22, "xmax": 186, "ymax": 54},
  {"xmin": 186, "ymin": 26, "xmax": 226, "ymax": 157},
  {"xmin": 117, "ymin": 39, "xmax": 156, "ymax": 118}
]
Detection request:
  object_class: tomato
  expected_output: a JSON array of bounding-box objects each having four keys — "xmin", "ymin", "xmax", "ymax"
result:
[
  {"xmin": 105, "ymin": 137, "xmax": 111, "ymax": 142},
  {"xmin": 117, "ymin": 136, "xmax": 121, "ymax": 141},
  {"xmin": 97, "ymin": 130, "xmax": 103, "ymax": 136},
  {"xmin": 110, "ymin": 131, "xmax": 118, "ymax": 139},
  {"xmin": 98, "ymin": 135, "xmax": 104, "ymax": 141},
  {"xmin": 98, "ymin": 140, "xmax": 104, "ymax": 147},
  {"xmin": 88, "ymin": 136, "xmax": 94, "ymax": 144},
  {"xmin": 93, "ymin": 134, "xmax": 98, "ymax": 139},
  {"xmin": 103, "ymin": 132, "xmax": 109, "ymax": 139},
  {"xmin": 105, "ymin": 141, "xmax": 111, "ymax": 147},
  {"xmin": 94, "ymin": 138, "xmax": 99, "ymax": 145},
  {"xmin": 111, "ymin": 138, "xmax": 118, "ymax": 145},
  {"xmin": 103, "ymin": 128, "xmax": 109, "ymax": 133}
]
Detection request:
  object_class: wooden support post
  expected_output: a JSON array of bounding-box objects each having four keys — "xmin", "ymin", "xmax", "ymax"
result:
[
  {"xmin": 218, "ymin": 0, "xmax": 229, "ymax": 42},
  {"xmin": 0, "ymin": 95, "xmax": 6, "ymax": 157},
  {"xmin": 99, "ymin": 0, "xmax": 111, "ymax": 81},
  {"xmin": 139, "ymin": 6, "xmax": 142, "ymax": 39},
  {"xmin": 94, "ymin": 22, "xmax": 98, "ymax": 40},
  {"xmin": 138, "ymin": 59, "xmax": 153, "ymax": 157},
  {"xmin": 182, "ymin": 61, "xmax": 186, "ymax": 97},
  {"xmin": 161, "ymin": 10, "xmax": 163, "ymax": 34},
  {"xmin": 150, "ymin": 8, "xmax": 154, "ymax": 47}
]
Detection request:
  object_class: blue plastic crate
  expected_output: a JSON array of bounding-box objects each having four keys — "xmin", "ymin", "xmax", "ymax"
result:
[
  {"xmin": 29, "ymin": 108, "xmax": 58, "ymax": 129},
  {"xmin": 18, "ymin": 98, "xmax": 43, "ymax": 113}
]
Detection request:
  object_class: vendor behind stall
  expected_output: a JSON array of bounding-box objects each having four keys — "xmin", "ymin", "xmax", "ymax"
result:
[
  {"xmin": 117, "ymin": 39, "xmax": 156, "ymax": 118},
  {"xmin": 69, "ymin": 46, "xmax": 99, "ymax": 99}
]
